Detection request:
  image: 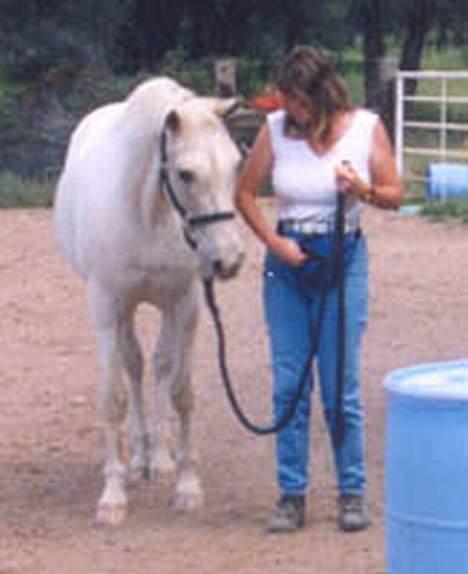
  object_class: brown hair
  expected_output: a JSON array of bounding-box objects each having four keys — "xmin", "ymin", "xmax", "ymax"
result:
[{"xmin": 276, "ymin": 45, "xmax": 352, "ymax": 141}]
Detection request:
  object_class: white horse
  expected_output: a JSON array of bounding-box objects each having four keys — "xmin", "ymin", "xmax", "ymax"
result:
[{"xmin": 54, "ymin": 77, "xmax": 244, "ymax": 526}]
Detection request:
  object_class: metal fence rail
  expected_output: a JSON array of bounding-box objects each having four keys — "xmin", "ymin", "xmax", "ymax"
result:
[{"xmin": 395, "ymin": 70, "xmax": 468, "ymax": 198}]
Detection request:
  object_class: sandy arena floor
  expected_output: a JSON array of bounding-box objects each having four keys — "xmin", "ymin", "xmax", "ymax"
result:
[{"xmin": 0, "ymin": 204, "xmax": 467, "ymax": 574}]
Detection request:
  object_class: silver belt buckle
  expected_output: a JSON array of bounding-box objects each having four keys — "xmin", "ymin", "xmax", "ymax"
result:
[
  {"xmin": 280, "ymin": 216, "xmax": 359, "ymax": 235},
  {"xmin": 298, "ymin": 219, "xmax": 330, "ymax": 233}
]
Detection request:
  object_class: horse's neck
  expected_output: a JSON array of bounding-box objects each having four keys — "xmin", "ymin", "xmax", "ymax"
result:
[
  {"xmin": 117, "ymin": 93, "xmax": 182, "ymax": 232},
  {"xmin": 140, "ymin": 153, "xmax": 170, "ymax": 230}
]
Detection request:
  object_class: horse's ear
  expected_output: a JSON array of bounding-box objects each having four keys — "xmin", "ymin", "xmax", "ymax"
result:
[
  {"xmin": 205, "ymin": 97, "xmax": 245, "ymax": 118},
  {"xmin": 165, "ymin": 110, "xmax": 181, "ymax": 133}
]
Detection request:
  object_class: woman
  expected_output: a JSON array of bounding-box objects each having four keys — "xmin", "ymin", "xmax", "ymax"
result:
[{"xmin": 235, "ymin": 46, "xmax": 402, "ymax": 533}]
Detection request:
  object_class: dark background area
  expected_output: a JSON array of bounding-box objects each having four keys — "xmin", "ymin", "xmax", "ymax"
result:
[{"xmin": 0, "ymin": 0, "xmax": 466, "ymax": 177}]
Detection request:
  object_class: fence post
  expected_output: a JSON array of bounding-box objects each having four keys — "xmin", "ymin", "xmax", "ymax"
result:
[
  {"xmin": 395, "ymin": 73, "xmax": 404, "ymax": 176},
  {"xmin": 214, "ymin": 59, "xmax": 237, "ymax": 97},
  {"xmin": 440, "ymin": 77, "xmax": 448, "ymax": 161}
]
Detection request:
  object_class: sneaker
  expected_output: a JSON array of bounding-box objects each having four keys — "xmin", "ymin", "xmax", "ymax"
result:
[
  {"xmin": 338, "ymin": 494, "xmax": 370, "ymax": 532},
  {"xmin": 267, "ymin": 494, "xmax": 305, "ymax": 533}
]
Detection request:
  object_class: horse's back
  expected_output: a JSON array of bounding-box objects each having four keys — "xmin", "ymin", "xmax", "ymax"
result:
[
  {"xmin": 54, "ymin": 77, "xmax": 191, "ymax": 260},
  {"xmin": 54, "ymin": 102, "xmax": 127, "ymax": 277}
]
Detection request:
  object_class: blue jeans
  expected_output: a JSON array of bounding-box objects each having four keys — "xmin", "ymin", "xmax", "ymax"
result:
[{"xmin": 263, "ymin": 232, "xmax": 369, "ymax": 497}]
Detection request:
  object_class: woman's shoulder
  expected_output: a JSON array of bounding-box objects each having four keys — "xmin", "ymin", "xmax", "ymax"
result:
[
  {"xmin": 266, "ymin": 109, "xmax": 287, "ymax": 145},
  {"xmin": 347, "ymin": 108, "xmax": 379, "ymax": 140},
  {"xmin": 353, "ymin": 107, "xmax": 379, "ymax": 129},
  {"xmin": 267, "ymin": 109, "xmax": 286, "ymax": 127}
]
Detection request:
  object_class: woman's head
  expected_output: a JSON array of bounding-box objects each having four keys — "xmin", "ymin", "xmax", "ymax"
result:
[{"xmin": 276, "ymin": 45, "xmax": 352, "ymax": 140}]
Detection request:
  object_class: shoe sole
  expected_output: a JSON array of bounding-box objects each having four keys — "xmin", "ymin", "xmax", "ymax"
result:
[
  {"xmin": 267, "ymin": 522, "xmax": 305, "ymax": 533},
  {"xmin": 338, "ymin": 519, "xmax": 371, "ymax": 533}
]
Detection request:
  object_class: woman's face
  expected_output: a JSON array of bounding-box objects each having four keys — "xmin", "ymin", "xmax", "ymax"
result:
[{"xmin": 282, "ymin": 89, "xmax": 315, "ymax": 132}]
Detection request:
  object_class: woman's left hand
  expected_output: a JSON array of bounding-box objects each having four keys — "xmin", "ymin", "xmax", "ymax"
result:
[{"xmin": 335, "ymin": 162, "xmax": 370, "ymax": 200}]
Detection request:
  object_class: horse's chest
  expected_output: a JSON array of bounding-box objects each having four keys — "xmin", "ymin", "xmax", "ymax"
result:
[
  {"xmin": 124, "ymin": 253, "xmax": 196, "ymax": 305},
  {"xmin": 98, "ymin": 223, "xmax": 197, "ymax": 303}
]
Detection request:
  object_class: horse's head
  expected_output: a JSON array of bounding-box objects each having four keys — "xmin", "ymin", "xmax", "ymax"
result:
[{"xmin": 159, "ymin": 97, "xmax": 245, "ymax": 280}]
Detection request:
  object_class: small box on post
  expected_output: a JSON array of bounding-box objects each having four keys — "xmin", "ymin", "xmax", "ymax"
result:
[{"xmin": 214, "ymin": 58, "xmax": 237, "ymax": 97}]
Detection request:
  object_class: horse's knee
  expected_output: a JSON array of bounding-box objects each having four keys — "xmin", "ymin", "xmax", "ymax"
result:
[
  {"xmin": 99, "ymin": 378, "xmax": 128, "ymax": 423},
  {"xmin": 171, "ymin": 376, "xmax": 194, "ymax": 415},
  {"xmin": 123, "ymin": 344, "xmax": 143, "ymax": 381},
  {"xmin": 153, "ymin": 348, "xmax": 172, "ymax": 381},
  {"xmin": 121, "ymin": 334, "xmax": 144, "ymax": 381}
]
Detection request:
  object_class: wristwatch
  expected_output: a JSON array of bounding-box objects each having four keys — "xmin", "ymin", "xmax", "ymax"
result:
[{"xmin": 362, "ymin": 185, "xmax": 376, "ymax": 203}]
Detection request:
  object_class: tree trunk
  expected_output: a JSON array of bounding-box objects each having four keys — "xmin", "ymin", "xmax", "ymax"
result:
[
  {"xmin": 135, "ymin": 0, "xmax": 184, "ymax": 68},
  {"xmin": 361, "ymin": 0, "xmax": 385, "ymax": 111},
  {"xmin": 285, "ymin": 1, "xmax": 309, "ymax": 50},
  {"xmin": 360, "ymin": 0, "xmax": 397, "ymax": 140},
  {"xmin": 360, "ymin": 0, "xmax": 435, "ymax": 142},
  {"xmin": 399, "ymin": 0, "xmax": 435, "ymax": 95}
]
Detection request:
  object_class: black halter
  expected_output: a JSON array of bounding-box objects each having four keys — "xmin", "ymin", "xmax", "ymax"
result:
[{"xmin": 159, "ymin": 128, "xmax": 235, "ymax": 250}]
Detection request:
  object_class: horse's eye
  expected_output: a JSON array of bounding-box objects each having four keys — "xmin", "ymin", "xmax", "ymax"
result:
[{"xmin": 178, "ymin": 169, "xmax": 194, "ymax": 185}]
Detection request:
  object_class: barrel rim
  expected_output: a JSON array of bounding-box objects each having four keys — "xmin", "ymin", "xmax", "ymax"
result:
[{"xmin": 383, "ymin": 359, "xmax": 468, "ymax": 400}]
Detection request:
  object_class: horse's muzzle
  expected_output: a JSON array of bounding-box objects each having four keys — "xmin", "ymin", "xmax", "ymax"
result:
[{"xmin": 212, "ymin": 250, "xmax": 245, "ymax": 280}]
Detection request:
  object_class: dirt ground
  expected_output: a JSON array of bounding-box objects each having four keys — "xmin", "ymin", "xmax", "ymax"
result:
[{"xmin": 0, "ymin": 203, "xmax": 467, "ymax": 574}]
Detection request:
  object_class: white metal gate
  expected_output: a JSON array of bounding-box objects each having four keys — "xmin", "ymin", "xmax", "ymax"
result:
[{"xmin": 394, "ymin": 70, "xmax": 468, "ymax": 199}]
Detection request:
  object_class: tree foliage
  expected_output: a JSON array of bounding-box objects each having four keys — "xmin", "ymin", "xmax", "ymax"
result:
[
  {"xmin": 345, "ymin": 0, "xmax": 467, "ymax": 133},
  {"xmin": 0, "ymin": 0, "xmax": 465, "ymax": 177},
  {"xmin": 0, "ymin": 0, "xmax": 466, "ymax": 126},
  {"xmin": 0, "ymin": 0, "xmax": 465, "ymax": 80}
]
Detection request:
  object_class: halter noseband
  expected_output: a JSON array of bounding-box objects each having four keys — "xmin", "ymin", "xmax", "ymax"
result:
[{"xmin": 159, "ymin": 127, "xmax": 235, "ymax": 250}]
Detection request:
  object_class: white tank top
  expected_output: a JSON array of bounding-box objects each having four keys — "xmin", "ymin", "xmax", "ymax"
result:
[{"xmin": 267, "ymin": 108, "xmax": 378, "ymax": 222}]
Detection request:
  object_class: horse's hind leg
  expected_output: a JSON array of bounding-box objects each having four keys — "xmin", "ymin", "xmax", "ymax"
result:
[
  {"xmin": 119, "ymin": 315, "xmax": 149, "ymax": 480},
  {"xmin": 88, "ymin": 280, "xmax": 129, "ymax": 526}
]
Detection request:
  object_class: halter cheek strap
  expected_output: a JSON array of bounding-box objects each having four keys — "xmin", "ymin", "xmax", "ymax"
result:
[{"xmin": 158, "ymin": 126, "xmax": 235, "ymax": 251}]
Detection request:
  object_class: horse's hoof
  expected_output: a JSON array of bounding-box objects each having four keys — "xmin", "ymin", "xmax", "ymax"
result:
[
  {"xmin": 172, "ymin": 491, "xmax": 204, "ymax": 512},
  {"xmin": 95, "ymin": 503, "xmax": 127, "ymax": 527},
  {"xmin": 149, "ymin": 450, "xmax": 176, "ymax": 479},
  {"xmin": 129, "ymin": 460, "xmax": 150, "ymax": 483},
  {"xmin": 172, "ymin": 478, "xmax": 204, "ymax": 512}
]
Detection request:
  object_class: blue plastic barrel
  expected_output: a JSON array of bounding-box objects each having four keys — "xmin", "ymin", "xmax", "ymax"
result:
[
  {"xmin": 384, "ymin": 360, "xmax": 468, "ymax": 574},
  {"xmin": 426, "ymin": 162, "xmax": 468, "ymax": 200}
]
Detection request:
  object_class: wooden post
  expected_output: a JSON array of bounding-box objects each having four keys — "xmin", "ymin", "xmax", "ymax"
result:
[{"xmin": 214, "ymin": 59, "xmax": 237, "ymax": 97}]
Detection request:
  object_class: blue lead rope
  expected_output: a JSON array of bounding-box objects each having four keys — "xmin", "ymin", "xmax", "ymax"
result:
[
  {"xmin": 333, "ymin": 192, "xmax": 346, "ymax": 448},
  {"xmin": 203, "ymin": 193, "xmax": 347, "ymax": 438}
]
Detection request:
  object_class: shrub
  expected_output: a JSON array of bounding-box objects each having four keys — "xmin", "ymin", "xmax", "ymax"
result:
[
  {"xmin": 421, "ymin": 198, "xmax": 468, "ymax": 223},
  {"xmin": 0, "ymin": 171, "xmax": 55, "ymax": 208},
  {"xmin": 157, "ymin": 49, "xmax": 214, "ymax": 94}
]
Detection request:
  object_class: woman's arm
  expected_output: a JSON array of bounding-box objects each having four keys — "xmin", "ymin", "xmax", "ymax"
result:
[
  {"xmin": 235, "ymin": 122, "xmax": 307, "ymax": 266},
  {"xmin": 335, "ymin": 118, "xmax": 403, "ymax": 210},
  {"xmin": 367, "ymin": 119, "xmax": 403, "ymax": 209}
]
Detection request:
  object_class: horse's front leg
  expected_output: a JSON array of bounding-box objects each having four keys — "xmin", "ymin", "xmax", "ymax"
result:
[
  {"xmin": 149, "ymin": 314, "xmax": 177, "ymax": 479},
  {"xmin": 151, "ymin": 288, "xmax": 203, "ymax": 511},
  {"xmin": 170, "ymin": 289, "xmax": 204, "ymax": 511},
  {"xmin": 119, "ymin": 317, "xmax": 149, "ymax": 481},
  {"xmin": 88, "ymin": 280, "xmax": 129, "ymax": 526}
]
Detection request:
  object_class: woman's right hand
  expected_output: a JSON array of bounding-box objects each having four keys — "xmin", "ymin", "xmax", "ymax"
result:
[{"xmin": 272, "ymin": 235, "xmax": 309, "ymax": 267}]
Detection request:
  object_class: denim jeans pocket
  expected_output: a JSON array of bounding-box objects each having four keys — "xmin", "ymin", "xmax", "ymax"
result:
[{"xmin": 296, "ymin": 233, "xmax": 360, "ymax": 290}]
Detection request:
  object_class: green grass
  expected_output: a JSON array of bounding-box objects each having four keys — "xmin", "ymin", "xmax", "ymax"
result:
[
  {"xmin": 0, "ymin": 172, "xmax": 55, "ymax": 208},
  {"xmin": 422, "ymin": 45, "xmax": 468, "ymax": 71},
  {"xmin": 0, "ymin": 65, "xmax": 29, "ymax": 100},
  {"xmin": 420, "ymin": 197, "xmax": 468, "ymax": 223}
]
